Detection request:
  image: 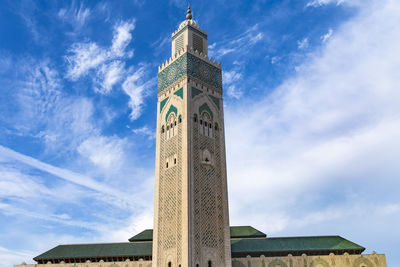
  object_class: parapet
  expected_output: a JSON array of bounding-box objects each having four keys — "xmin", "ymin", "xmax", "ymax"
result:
[{"xmin": 158, "ymin": 45, "xmax": 221, "ymax": 73}]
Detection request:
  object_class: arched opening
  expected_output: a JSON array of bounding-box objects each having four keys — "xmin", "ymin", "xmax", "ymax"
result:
[
  {"xmin": 179, "ymin": 115, "xmax": 182, "ymax": 123},
  {"xmin": 162, "ymin": 125, "xmax": 165, "ymax": 133},
  {"xmin": 208, "ymin": 260, "xmax": 212, "ymax": 267},
  {"xmin": 194, "ymin": 114, "xmax": 198, "ymax": 122},
  {"xmin": 200, "ymin": 112, "xmax": 212, "ymax": 137},
  {"xmin": 215, "ymin": 123, "xmax": 218, "ymax": 131},
  {"xmin": 168, "ymin": 262, "xmax": 171, "ymax": 267}
]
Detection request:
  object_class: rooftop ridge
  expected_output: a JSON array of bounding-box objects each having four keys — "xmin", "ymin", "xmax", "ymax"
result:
[
  {"xmin": 158, "ymin": 45, "xmax": 221, "ymax": 73},
  {"xmin": 264, "ymin": 235, "xmax": 342, "ymax": 239},
  {"xmin": 171, "ymin": 20, "xmax": 207, "ymax": 38},
  {"xmin": 57, "ymin": 242, "xmax": 133, "ymax": 246}
]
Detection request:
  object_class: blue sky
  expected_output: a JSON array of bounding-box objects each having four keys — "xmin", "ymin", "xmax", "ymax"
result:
[{"xmin": 0, "ymin": 0, "xmax": 399, "ymax": 266}]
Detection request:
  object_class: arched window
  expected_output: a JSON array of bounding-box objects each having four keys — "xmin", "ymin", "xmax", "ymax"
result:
[
  {"xmin": 200, "ymin": 119, "xmax": 203, "ymax": 125},
  {"xmin": 166, "ymin": 162, "xmax": 168, "ymax": 168},
  {"xmin": 174, "ymin": 121, "xmax": 177, "ymax": 126},
  {"xmin": 168, "ymin": 262, "xmax": 171, "ymax": 267},
  {"xmin": 215, "ymin": 123, "xmax": 218, "ymax": 131},
  {"xmin": 208, "ymin": 260, "xmax": 212, "ymax": 267},
  {"xmin": 196, "ymin": 264, "xmax": 199, "ymax": 267},
  {"xmin": 179, "ymin": 115, "xmax": 182, "ymax": 123},
  {"xmin": 194, "ymin": 114, "xmax": 198, "ymax": 122},
  {"xmin": 162, "ymin": 125, "xmax": 165, "ymax": 133}
]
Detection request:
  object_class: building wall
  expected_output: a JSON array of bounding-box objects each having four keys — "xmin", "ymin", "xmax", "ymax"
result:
[
  {"xmin": 154, "ymin": 77, "xmax": 189, "ymax": 267},
  {"xmin": 14, "ymin": 253, "xmax": 387, "ymax": 267},
  {"xmin": 188, "ymin": 78, "xmax": 231, "ymax": 267}
]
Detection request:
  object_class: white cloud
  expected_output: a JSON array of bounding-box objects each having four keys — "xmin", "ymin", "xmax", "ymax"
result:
[
  {"xmin": 78, "ymin": 135, "xmax": 126, "ymax": 169},
  {"xmin": 226, "ymin": 85, "xmax": 243, "ymax": 100},
  {"xmin": 297, "ymin": 37, "xmax": 309, "ymax": 49},
  {"xmin": 0, "ymin": 246, "xmax": 34, "ymax": 267},
  {"xmin": 58, "ymin": 3, "xmax": 91, "ymax": 28},
  {"xmin": 122, "ymin": 66, "xmax": 154, "ymax": 120},
  {"xmin": 0, "ymin": 145, "xmax": 130, "ymax": 205},
  {"xmin": 223, "ymin": 70, "xmax": 242, "ymax": 85},
  {"xmin": 209, "ymin": 24, "xmax": 265, "ymax": 59},
  {"xmin": 321, "ymin": 28, "xmax": 333, "ymax": 43},
  {"xmin": 95, "ymin": 60, "xmax": 125, "ymax": 94},
  {"xmin": 65, "ymin": 42, "xmax": 107, "ymax": 80},
  {"xmin": 226, "ymin": 0, "xmax": 400, "ymax": 239},
  {"xmin": 306, "ymin": 0, "xmax": 345, "ymax": 7},
  {"xmin": 132, "ymin": 125, "xmax": 156, "ymax": 140},
  {"xmin": 64, "ymin": 20, "xmax": 151, "ymax": 119},
  {"xmin": 65, "ymin": 20, "xmax": 135, "ymax": 81},
  {"xmin": 111, "ymin": 21, "xmax": 135, "ymax": 58}
]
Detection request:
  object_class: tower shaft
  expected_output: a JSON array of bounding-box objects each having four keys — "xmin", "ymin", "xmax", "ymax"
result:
[{"xmin": 153, "ymin": 16, "xmax": 231, "ymax": 267}]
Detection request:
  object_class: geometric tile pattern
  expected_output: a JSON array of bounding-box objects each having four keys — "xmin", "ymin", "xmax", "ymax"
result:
[{"xmin": 158, "ymin": 53, "xmax": 222, "ymax": 93}]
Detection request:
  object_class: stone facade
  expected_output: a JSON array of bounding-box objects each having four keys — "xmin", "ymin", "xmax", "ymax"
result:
[
  {"xmin": 15, "ymin": 253, "xmax": 387, "ymax": 267},
  {"xmin": 153, "ymin": 17, "xmax": 231, "ymax": 267}
]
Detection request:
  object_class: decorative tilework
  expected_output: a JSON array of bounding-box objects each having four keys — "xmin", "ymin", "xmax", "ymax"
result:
[
  {"xmin": 199, "ymin": 103, "xmax": 213, "ymax": 120},
  {"xmin": 172, "ymin": 25, "xmax": 207, "ymax": 41},
  {"xmin": 166, "ymin": 105, "xmax": 178, "ymax": 122},
  {"xmin": 209, "ymin": 95, "xmax": 220, "ymax": 110},
  {"xmin": 158, "ymin": 53, "xmax": 222, "ymax": 93},
  {"xmin": 187, "ymin": 53, "xmax": 222, "ymax": 91},
  {"xmin": 160, "ymin": 97, "xmax": 169, "ymax": 113},
  {"xmin": 158, "ymin": 55, "xmax": 187, "ymax": 93},
  {"xmin": 192, "ymin": 87, "xmax": 203, "ymax": 98},
  {"xmin": 174, "ymin": 88, "xmax": 183, "ymax": 99}
]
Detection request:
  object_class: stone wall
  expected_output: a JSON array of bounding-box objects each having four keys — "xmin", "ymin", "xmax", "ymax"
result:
[
  {"xmin": 231, "ymin": 253, "xmax": 387, "ymax": 267},
  {"xmin": 14, "ymin": 253, "xmax": 387, "ymax": 267}
]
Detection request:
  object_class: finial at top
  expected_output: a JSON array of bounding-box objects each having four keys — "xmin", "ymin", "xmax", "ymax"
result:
[{"xmin": 186, "ymin": 4, "xmax": 192, "ymax": 20}]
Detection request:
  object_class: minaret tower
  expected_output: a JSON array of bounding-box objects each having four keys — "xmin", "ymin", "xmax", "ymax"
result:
[{"xmin": 153, "ymin": 5, "xmax": 231, "ymax": 267}]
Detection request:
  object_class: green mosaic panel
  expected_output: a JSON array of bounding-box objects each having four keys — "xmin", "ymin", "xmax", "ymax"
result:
[
  {"xmin": 158, "ymin": 53, "xmax": 222, "ymax": 93},
  {"xmin": 187, "ymin": 53, "xmax": 222, "ymax": 91},
  {"xmin": 174, "ymin": 88, "xmax": 183, "ymax": 99},
  {"xmin": 166, "ymin": 104, "xmax": 178, "ymax": 122},
  {"xmin": 192, "ymin": 87, "xmax": 203, "ymax": 98},
  {"xmin": 172, "ymin": 25, "xmax": 207, "ymax": 41},
  {"xmin": 160, "ymin": 97, "xmax": 169, "ymax": 113},
  {"xmin": 209, "ymin": 95, "xmax": 220, "ymax": 110},
  {"xmin": 158, "ymin": 55, "xmax": 187, "ymax": 93},
  {"xmin": 199, "ymin": 103, "xmax": 213, "ymax": 120}
]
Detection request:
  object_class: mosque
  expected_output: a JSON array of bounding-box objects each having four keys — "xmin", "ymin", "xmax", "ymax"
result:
[{"xmin": 15, "ymin": 6, "xmax": 387, "ymax": 267}]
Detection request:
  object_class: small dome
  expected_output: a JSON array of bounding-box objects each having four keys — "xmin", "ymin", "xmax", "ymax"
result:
[{"xmin": 179, "ymin": 19, "xmax": 199, "ymax": 30}]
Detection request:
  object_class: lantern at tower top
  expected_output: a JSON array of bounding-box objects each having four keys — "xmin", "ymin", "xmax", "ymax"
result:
[{"xmin": 171, "ymin": 5, "xmax": 208, "ymax": 57}]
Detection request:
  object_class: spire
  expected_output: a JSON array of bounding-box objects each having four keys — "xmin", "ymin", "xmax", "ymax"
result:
[{"xmin": 186, "ymin": 3, "xmax": 192, "ymax": 20}]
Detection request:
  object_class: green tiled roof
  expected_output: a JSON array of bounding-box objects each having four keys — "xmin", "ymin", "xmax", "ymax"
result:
[
  {"xmin": 128, "ymin": 226, "xmax": 266, "ymax": 242},
  {"xmin": 34, "ymin": 227, "xmax": 365, "ymax": 261},
  {"xmin": 231, "ymin": 235, "xmax": 364, "ymax": 253},
  {"xmin": 128, "ymin": 229, "xmax": 153, "ymax": 242},
  {"xmin": 230, "ymin": 226, "xmax": 267, "ymax": 239},
  {"xmin": 34, "ymin": 242, "xmax": 152, "ymax": 261}
]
